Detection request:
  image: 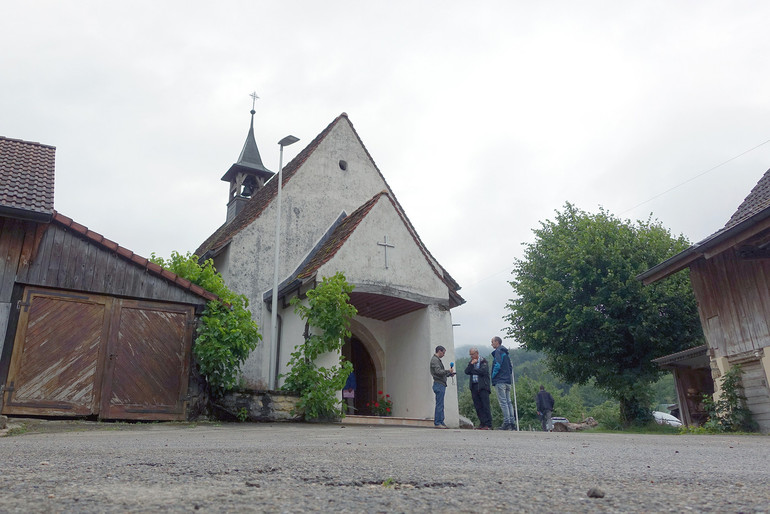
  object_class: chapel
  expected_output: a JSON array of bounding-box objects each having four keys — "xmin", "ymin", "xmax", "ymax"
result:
[{"xmin": 196, "ymin": 110, "xmax": 464, "ymax": 425}]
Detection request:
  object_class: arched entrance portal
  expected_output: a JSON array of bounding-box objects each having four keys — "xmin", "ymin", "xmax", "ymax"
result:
[{"xmin": 342, "ymin": 337, "xmax": 376, "ymax": 415}]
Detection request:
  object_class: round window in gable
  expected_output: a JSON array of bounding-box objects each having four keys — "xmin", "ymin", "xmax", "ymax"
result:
[{"xmin": 339, "ymin": 160, "xmax": 348, "ymax": 171}]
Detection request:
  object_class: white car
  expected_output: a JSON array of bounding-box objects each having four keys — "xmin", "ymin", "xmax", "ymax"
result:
[{"xmin": 652, "ymin": 411, "xmax": 682, "ymax": 427}]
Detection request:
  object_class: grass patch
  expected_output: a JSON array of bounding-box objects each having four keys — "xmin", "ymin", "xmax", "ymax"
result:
[
  {"xmin": 678, "ymin": 425, "xmax": 762, "ymax": 436},
  {"xmin": 5, "ymin": 425, "xmax": 28, "ymax": 437},
  {"xmin": 590, "ymin": 422, "xmax": 681, "ymax": 435}
]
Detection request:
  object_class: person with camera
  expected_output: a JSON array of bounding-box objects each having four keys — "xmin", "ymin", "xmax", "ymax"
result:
[
  {"xmin": 430, "ymin": 345, "xmax": 455, "ymax": 429},
  {"xmin": 465, "ymin": 347, "xmax": 492, "ymax": 430}
]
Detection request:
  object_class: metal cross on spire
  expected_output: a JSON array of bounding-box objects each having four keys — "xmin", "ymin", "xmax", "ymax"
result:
[
  {"xmin": 249, "ymin": 91, "xmax": 259, "ymax": 112},
  {"xmin": 377, "ymin": 235, "xmax": 395, "ymax": 269}
]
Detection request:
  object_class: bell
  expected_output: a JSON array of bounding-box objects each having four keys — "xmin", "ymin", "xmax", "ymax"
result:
[{"xmin": 241, "ymin": 177, "xmax": 257, "ymax": 197}]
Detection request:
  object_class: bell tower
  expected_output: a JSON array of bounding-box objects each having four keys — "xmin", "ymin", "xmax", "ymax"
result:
[{"xmin": 221, "ymin": 93, "xmax": 274, "ymax": 223}]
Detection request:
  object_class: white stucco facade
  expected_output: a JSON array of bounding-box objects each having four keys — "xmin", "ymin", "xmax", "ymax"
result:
[{"xmin": 204, "ymin": 114, "xmax": 463, "ymax": 426}]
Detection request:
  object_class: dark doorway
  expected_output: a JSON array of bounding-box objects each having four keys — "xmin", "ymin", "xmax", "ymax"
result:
[{"xmin": 341, "ymin": 337, "xmax": 376, "ymax": 415}]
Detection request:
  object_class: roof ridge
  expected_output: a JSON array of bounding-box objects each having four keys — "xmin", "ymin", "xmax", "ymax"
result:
[{"xmin": 0, "ymin": 135, "xmax": 56, "ymax": 150}]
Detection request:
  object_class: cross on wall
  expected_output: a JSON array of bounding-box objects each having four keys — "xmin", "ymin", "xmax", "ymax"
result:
[{"xmin": 377, "ymin": 236, "xmax": 395, "ymax": 269}]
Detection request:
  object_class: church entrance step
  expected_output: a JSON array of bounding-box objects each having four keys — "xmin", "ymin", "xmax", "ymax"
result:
[{"xmin": 339, "ymin": 415, "xmax": 435, "ymax": 428}]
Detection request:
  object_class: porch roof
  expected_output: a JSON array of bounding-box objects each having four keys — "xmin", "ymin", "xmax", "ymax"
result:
[{"xmin": 652, "ymin": 345, "xmax": 710, "ymax": 369}]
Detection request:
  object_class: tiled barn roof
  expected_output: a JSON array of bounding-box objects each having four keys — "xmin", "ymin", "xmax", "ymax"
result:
[
  {"xmin": 723, "ymin": 167, "xmax": 770, "ymax": 230},
  {"xmin": 639, "ymin": 165, "xmax": 770, "ymax": 284},
  {"xmin": 0, "ymin": 136, "xmax": 55, "ymax": 222}
]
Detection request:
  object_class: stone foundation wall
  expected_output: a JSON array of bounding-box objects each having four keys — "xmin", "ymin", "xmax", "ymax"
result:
[{"xmin": 217, "ymin": 390, "xmax": 302, "ymax": 422}]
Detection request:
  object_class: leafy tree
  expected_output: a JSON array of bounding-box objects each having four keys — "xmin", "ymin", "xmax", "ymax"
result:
[
  {"xmin": 458, "ymin": 389, "xmax": 479, "ymax": 425},
  {"xmin": 505, "ymin": 203, "xmax": 703, "ymax": 425},
  {"xmin": 150, "ymin": 251, "xmax": 260, "ymax": 395},
  {"xmin": 281, "ymin": 272, "xmax": 357, "ymax": 421},
  {"xmin": 589, "ymin": 400, "xmax": 622, "ymax": 430},
  {"xmin": 512, "ymin": 376, "xmax": 542, "ymax": 429},
  {"xmin": 650, "ymin": 373, "xmax": 677, "ymax": 406},
  {"xmin": 454, "ymin": 356, "xmax": 471, "ymax": 391}
]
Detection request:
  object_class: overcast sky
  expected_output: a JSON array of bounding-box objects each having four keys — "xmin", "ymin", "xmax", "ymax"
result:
[{"xmin": 3, "ymin": 1, "xmax": 770, "ymax": 351}]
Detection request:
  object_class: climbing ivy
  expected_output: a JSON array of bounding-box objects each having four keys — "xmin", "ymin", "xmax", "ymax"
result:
[
  {"xmin": 150, "ymin": 251, "xmax": 261, "ymax": 396},
  {"xmin": 702, "ymin": 364, "xmax": 757, "ymax": 433},
  {"xmin": 281, "ymin": 272, "xmax": 357, "ymax": 420}
]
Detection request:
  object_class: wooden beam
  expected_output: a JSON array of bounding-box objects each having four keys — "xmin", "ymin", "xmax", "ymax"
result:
[{"xmin": 704, "ymin": 217, "xmax": 770, "ymax": 260}]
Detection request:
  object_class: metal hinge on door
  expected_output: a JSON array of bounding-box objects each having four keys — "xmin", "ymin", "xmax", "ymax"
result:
[{"xmin": 16, "ymin": 300, "xmax": 30, "ymax": 311}]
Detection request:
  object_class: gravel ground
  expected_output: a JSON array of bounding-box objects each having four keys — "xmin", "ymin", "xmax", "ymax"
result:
[{"xmin": 1, "ymin": 420, "xmax": 768, "ymax": 513}]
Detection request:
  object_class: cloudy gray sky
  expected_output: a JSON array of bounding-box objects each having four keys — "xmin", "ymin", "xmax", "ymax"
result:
[{"xmin": 3, "ymin": 1, "xmax": 770, "ymax": 350}]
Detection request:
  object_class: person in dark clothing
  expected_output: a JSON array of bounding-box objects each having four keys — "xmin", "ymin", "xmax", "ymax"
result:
[
  {"xmin": 342, "ymin": 371, "xmax": 356, "ymax": 414},
  {"xmin": 465, "ymin": 347, "xmax": 492, "ymax": 430},
  {"xmin": 536, "ymin": 385, "xmax": 555, "ymax": 431}
]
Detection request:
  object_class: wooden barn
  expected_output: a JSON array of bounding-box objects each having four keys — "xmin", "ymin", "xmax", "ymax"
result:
[
  {"xmin": 0, "ymin": 136, "xmax": 215, "ymax": 421},
  {"xmin": 640, "ymin": 167, "xmax": 770, "ymax": 432}
]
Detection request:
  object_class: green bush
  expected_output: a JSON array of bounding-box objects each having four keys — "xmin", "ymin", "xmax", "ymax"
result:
[
  {"xmin": 151, "ymin": 251, "xmax": 260, "ymax": 395},
  {"xmin": 588, "ymin": 400, "xmax": 622, "ymax": 430},
  {"xmin": 281, "ymin": 272, "xmax": 357, "ymax": 421},
  {"xmin": 701, "ymin": 365, "xmax": 757, "ymax": 433}
]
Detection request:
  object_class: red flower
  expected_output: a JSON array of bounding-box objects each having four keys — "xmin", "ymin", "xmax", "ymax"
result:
[
  {"xmin": 378, "ymin": 391, "xmax": 383, "ymax": 395},
  {"xmin": 375, "ymin": 402, "xmax": 380, "ymax": 407},
  {"xmin": 386, "ymin": 408, "xmax": 391, "ymax": 412},
  {"xmin": 366, "ymin": 402, "xmax": 370, "ymax": 407},
  {"xmin": 386, "ymin": 394, "xmax": 390, "ymax": 398}
]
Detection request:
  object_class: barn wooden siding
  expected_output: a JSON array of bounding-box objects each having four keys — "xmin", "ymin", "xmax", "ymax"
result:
[
  {"xmin": 690, "ymin": 250, "xmax": 770, "ymax": 357},
  {"xmin": 16, "ymin": 220, "xmax": 206, "ymax": 305},
  {"xmin": 0, "ymin": 217, "xmax": 41, "ymax": 355},
  {"xmin": 690, "ymin": 248, "xmax": 770, "ymax": 431}
]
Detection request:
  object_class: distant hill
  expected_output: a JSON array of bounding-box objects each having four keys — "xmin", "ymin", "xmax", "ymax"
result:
[{"xmin": 454, "ymin": 343, "xmax": 492, "ymax": 359}]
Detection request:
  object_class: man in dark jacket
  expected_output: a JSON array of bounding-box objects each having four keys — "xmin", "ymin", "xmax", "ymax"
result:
[
  {"xmin": 491, "ymin": 336, "xmax": 516, "ymax": 430},
  {"xmin": 465, "ymin": 347, "xmax": 492, "ymax": 429},
  {"xmin": 536, "ymin": 385, "xmax": 555, "ymax": 431}
]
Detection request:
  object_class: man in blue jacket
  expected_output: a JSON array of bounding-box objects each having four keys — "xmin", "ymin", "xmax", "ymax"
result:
[{"xmin": 491, "ymin": 336, "xmax": 515, "ymax": 430}]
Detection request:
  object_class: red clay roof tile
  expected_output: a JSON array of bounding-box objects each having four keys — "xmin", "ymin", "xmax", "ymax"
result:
[
  {"xmin": 724, "ymin": 167, "xmax": 770, "ymax": 230},
  {"xmin": 0, "ymin": 136, "xmax": 55, "ymax": 220}
]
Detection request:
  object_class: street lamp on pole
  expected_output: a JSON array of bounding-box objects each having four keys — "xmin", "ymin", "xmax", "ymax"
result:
[{"xmin": 269, "ymin": 134, "xmax": 299, "ymax": 390}]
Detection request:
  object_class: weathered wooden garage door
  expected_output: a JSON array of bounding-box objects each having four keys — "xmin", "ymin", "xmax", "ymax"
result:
[
  {"xmin": 100, "ymin": 299, "xmax": 193, "ymax": 420},
  {"xmin": 2, "ymin": 287, "xmax": 194, "ymax": 420}
]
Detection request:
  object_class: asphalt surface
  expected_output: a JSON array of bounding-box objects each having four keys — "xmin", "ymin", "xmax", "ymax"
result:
[{"xmin": 1, "ymin": 420, "xmax": 768, "ymax": 513}]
